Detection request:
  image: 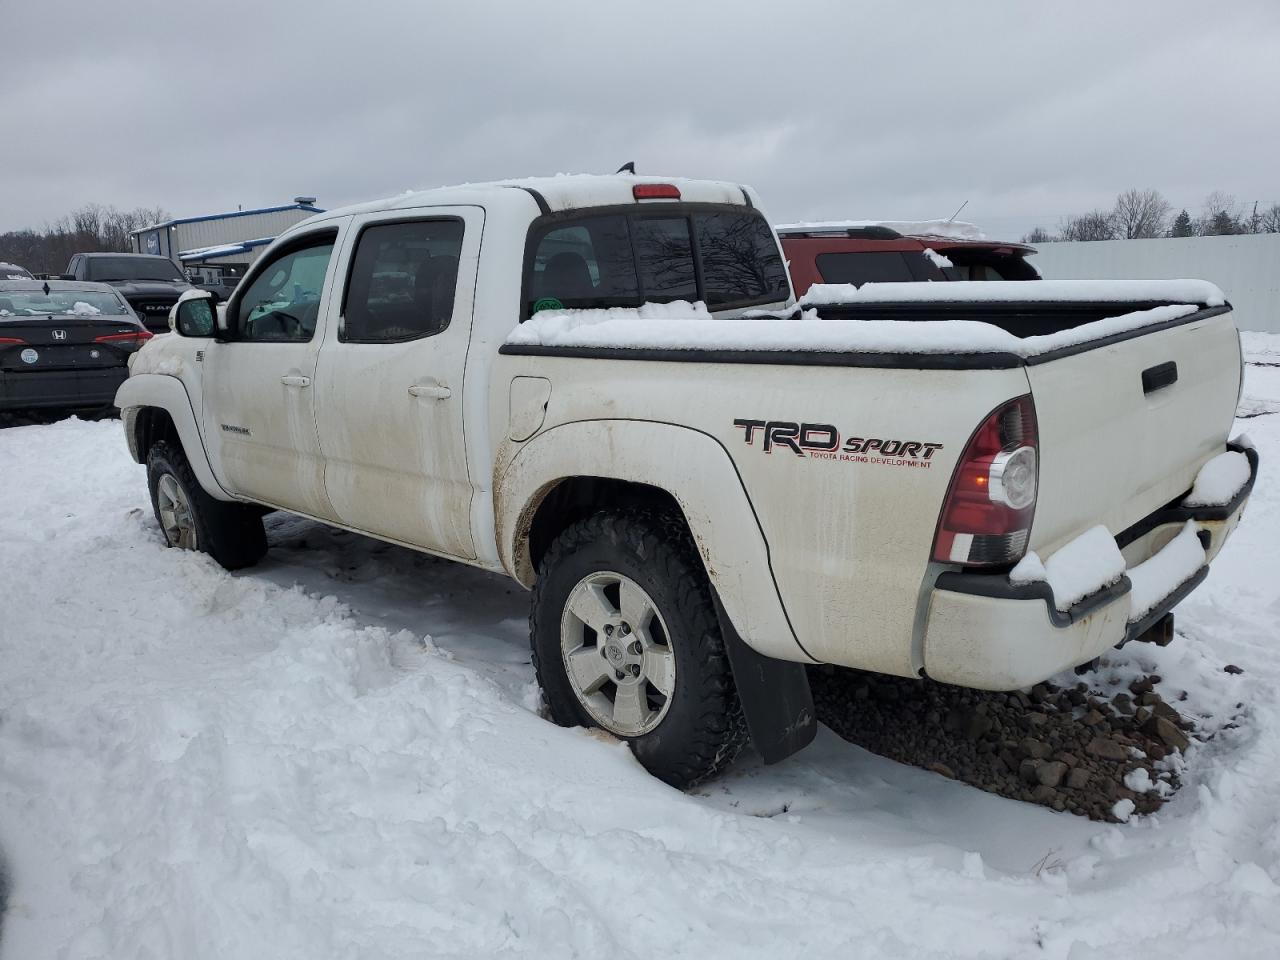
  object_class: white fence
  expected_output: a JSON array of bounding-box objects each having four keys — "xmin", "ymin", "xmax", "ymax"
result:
[{"xmin": 1031, "ymin": 233, "xmax": 1280, "ymax": 333}]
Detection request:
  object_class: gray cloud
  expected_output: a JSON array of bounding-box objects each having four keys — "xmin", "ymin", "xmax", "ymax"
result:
[{"xmin": 3, "ymin": 0, "xmax": 1278, "ymax": 239}]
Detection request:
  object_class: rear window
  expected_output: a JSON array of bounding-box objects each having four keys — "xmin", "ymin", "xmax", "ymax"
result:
[
  {"xmin": 0, "ymin": 289, "xmax": 129, "ymax": 317},
  {"xmin": 815, "ymin": 251, "xmax": 945, "ymax": 287},
  {"xmin": 696, "ymin": 211, "xmax": 790, "ymax": 308},
  {"xmin": 525, "ymin": 207, "xmax": 788, "ymax": 317},
  {"xmin": 941, "ymin": 251, "xmax": 1041, "ymax": 282},
  {"xmin": 85, "ymin": 257, "xmax": 185, "ymax": 283}
]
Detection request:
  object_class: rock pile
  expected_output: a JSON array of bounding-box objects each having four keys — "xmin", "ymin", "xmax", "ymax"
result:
[{"xmin": 808, "ymin": 667, "xmax": 1199, "ymax": 821}]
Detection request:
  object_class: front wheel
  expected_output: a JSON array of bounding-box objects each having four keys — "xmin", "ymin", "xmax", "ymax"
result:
[
  {"xmin": 531, "ymin": 511, "xmax": 747, "ymax": 788},
  {"xmin": 146, "ymin": 440, "xmax": 267, "ymax": 570}
]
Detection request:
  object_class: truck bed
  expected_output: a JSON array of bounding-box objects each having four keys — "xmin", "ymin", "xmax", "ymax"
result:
[{"xmin": 500, "ymin": 279, "xmax": 1243, "ymax": 673}]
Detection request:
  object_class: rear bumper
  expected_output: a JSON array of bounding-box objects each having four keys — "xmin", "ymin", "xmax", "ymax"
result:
[
  {"xmin": 0, "ymin": 367, "xmax": 129, "ymax": 410},
  {"xmin": 922, "ymin": 443, "xmax": 1258, "ymax": 690}
]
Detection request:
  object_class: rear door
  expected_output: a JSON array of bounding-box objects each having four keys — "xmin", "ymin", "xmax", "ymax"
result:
[
  {"xmin": 312, "ymin": 207, "xmax": 483, "ymax": 559},
  {"xmin": 1026, "ymin": 309, "xmax": 1242, "ymax": 553},
  {"xmin": 201, "ymin": 226, "xmax": 344, "ymax": 520}
]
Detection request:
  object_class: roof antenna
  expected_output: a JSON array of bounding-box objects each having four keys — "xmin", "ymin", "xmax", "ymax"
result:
[
  {"xmin": 616, "ymin": 161, "xmax": 636, "ymax": 174},
  {"xmin": 947, "ymin": 200, "xmax": 969, "ymax": 222}
]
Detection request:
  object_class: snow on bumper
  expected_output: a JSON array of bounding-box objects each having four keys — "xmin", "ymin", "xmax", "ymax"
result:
[{"xmin": 922, "ymin": 442, "xmax": 1259, "ymax": 691}]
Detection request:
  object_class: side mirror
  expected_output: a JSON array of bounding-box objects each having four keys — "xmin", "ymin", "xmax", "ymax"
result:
[{"xmin": 172, "ymin": 290, "xmax": 216, "ymax": 337}]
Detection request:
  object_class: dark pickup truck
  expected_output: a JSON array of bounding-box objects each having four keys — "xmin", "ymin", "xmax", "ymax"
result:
[{"xmin": 64, "ymin": 253, "xmax": 192, "ymax": 333}]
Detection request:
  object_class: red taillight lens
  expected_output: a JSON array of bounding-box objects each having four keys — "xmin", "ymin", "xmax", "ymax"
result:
[
  {"xmin": 632, "ymin": 183, "xmax": 681, "ymax": 200},
  {"xmin": 0, "ymin": 337, "xmax": 26, "ymax": 345},
  {"xmin": 94, "ymin": 330, "xmax": 154, "ymax": 345},
  {"xmin": 932, "ymin": 394, "xmax": 1038, "ymax": 566}
]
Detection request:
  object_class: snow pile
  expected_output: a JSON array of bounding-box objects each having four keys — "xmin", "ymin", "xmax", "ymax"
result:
[
  {"xmin": 509, "ymin": 301, "xmax": 1205, "ymax": 360},
  {"xmin": 1112, "ymin": 798, "xmax": 1137, "ymax": 823},
  {"xmin": 69, "ymin": 300, "xmax": 101, "ymax": 316},
  {"xmin": 800, "ymin": 278, "xmax": 1226, "ymax": 307},
  {"xmin": 1010, "ymin": 525, "xmax": 1126, "ymax": 612},
  {"xmin": 1241, "ymin": 331, "xmax": 1280, "ymax": 365},
  {"xmin": 1183, "ymin": 450, "xmax": 1252, "ymax": 507},
  {"xmin": 508, "ymin": 301, "xmax": 1017, "ymax": 355},
  {"xmin": 1126, "ymin": 522, "xmax": 1207, "ymax": 621},
  {"xmin": 922, "ymin": 247, "xmax": 953, "ymax": 269},
  {"xmin": 777, "ymin": 219, "xmax": 991, "ymax": 241}
]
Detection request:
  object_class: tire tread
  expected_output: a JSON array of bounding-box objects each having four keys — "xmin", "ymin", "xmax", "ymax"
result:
[{"xmin": 531, "ymin": 508, "xmax": 747, "ymax": 788}]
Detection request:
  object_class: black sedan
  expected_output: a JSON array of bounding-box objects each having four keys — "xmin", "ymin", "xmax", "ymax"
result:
[{"xmin": 0, "ymin": 279, "xmax": 154, "ymax": 412}]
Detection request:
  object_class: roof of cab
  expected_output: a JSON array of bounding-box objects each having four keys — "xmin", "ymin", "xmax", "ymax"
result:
[{"xmin": 295, "ymin": 174, "xmax": 757, "ymax": 229}]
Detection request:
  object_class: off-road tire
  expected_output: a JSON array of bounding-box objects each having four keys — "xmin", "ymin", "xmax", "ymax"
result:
[
  {"xmin": 146, "ymin": 440, "xmax": 267, "ymax": 570},
  {"xmin": 531, "ymin": 510, "xmax": 748, "ymax": 788}
]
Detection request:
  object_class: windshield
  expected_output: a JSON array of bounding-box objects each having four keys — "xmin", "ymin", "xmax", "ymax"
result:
[
  {"xmin": 86, "ymin": 257, "xmax": 185, "ymax": 282},
  {"xmin": 0, "ymin": 289, "xmax": 130, "ymax": 318}
]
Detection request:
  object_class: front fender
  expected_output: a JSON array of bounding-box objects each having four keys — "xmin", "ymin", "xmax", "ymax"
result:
[
  {"xmin": 496, "ymin": 419, "xmax": 812, "ymax": 664},
  {"xmin": 115, "ymin": 374, "xmax": 233, "ymax": 501}
]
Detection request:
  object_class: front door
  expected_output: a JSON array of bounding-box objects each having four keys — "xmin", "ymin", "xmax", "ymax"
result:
[
  {"xmin": 202, "ymin": 227, "xmax": 344, "ymax": 520},
  {"xmin": 313, "ymin": 207, "xmax": 483, "ymax": 559}
]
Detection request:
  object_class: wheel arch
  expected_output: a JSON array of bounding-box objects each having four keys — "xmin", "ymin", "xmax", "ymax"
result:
[
  {"xmin": 115, "ymin": 374, "xmax": 233, "ymax": 501},
  {"xmin": 496, "ymin": 419, "xmax": 811, "ymax": 664}
]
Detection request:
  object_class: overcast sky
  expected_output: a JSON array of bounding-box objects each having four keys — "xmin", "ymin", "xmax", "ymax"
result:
[{"xmin": 4, "ymin": 0, "xmax": 1279, "ymax": 239}]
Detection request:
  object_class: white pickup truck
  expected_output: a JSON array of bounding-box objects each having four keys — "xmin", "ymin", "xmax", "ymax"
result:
[{"xmin": 116, "ymin": 174, "xmax": 1258, "ymax": 788}]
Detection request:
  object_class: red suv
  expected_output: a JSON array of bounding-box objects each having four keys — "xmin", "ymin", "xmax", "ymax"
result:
[{"xmin": 776, "ymin": 221, "xmax": 1039, "ymax": 296}]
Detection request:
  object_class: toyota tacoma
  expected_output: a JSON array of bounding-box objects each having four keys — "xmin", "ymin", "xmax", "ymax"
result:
[{"xmin": 114, "ymin": 175, "xmax": 1257, "ymax": 787}]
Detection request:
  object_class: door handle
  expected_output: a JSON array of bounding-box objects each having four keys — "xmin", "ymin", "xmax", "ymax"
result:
[
  {"xmin": 280, "ymin": 375, "xmax": 312, "ymax": 387},
  {"xmin": 408, "ymin": 383, "xmax": 452, "ymax": 400}
]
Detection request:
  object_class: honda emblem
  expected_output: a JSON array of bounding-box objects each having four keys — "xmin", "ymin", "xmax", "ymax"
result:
[{"xmin": 52, "ymin": 329, "xmax": 67, "ymax": 340}]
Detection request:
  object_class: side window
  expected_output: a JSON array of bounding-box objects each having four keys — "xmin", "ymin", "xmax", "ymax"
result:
[
  {"xmin": 816, "ymin": 251, "xmax": 945, "ymax": 287},
  {"xmin": 527, "ymin": 215, "xmax": 638, "ymax": 315},
  {"xmin": 694, "ymin": 212, "xmax": 789, "ymax": 308},
  {"xmin": 237, "ymin": 237, "xmax": 336, "ymax": 342},
  {"xmin": 341, "ymin": 219, "xmax": 465, "ymax": 342}
]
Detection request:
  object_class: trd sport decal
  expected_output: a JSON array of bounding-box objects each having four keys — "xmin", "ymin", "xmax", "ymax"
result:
[{"xmin": 733, "ymin": 419, "xmax": 943, "ymax": 468}]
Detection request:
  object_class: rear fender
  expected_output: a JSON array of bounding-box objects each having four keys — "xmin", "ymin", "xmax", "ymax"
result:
[
  {"xmin": 115, "ymin": 373, "xmax": 232, "ymax": 501},
  {"xmin": 496, "ymin": 419, "xmax": 811, "ymax": 665}
]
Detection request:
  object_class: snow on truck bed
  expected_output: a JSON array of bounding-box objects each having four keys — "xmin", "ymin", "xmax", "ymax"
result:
[
  {"xmin": 798, "ymin": 278, "xmax": 1226, "ymax": 307},
  {"xmin": 508, "ymin": 278, "xmax": 1224, "ymax": 359}
]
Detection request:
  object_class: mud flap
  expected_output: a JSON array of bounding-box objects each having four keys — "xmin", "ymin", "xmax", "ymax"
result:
[{"xmin": 712, "ymin": 592, "xmax": 816, "ymax": 764}]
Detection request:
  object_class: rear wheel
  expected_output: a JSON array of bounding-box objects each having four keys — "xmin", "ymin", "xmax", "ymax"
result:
[
  {"xmin": 146, "ymin": 440, "xmax": 267, "ymax": 570},
  {"xmin": 531, "ymin": 510, "xmax": 747, "ymax": 788}
]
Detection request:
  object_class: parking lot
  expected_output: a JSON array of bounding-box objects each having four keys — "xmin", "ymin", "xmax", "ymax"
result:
[{"xmin": 0, "ymin": 342, "xmax": 1276, "ymax": 958}]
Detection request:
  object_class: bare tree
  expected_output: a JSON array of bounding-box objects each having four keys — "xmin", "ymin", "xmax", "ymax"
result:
[
  {"xmin": 1022, "ymin": 226, "xmax": 1054, "ymax": 244},
  {"xmin": 1260, "ymin": 204, "xmax": 1280, "ymax": 234},
  {"xmin": 1112, "ymin": 188, "xmax": 1171, "ymax": 239},
  {"xmin": 1059, "ymin": 210, "xmax": 1117, "ymax": 242},
  {"xmin": 0, "ymin": 203, "xmax": 170, "ymax": 274},
  {"xmin": 1196, "ymin": 191, "xmax": 1242, "ymax": 236}
]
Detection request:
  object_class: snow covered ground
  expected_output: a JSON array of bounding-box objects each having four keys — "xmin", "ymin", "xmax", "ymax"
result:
[{"xmin": 2, "ymin": 343, "xmax": 1279, "ymax": 958}]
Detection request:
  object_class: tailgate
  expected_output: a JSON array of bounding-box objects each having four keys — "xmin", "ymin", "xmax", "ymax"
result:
[{"xmin": 1026, "ymin": 309, "xmax": 1241, "ymax": 553}]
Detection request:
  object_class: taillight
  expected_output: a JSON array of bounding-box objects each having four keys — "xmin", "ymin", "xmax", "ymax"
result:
[
  {"xmin": 633, "ymin": 183, "xmax": 681, "ymax": 200},
  {"xmin": 932, "ymin": 394, "xmax": 1038, "ymax": 566},
  {"xmin": 94, "ymin": 330, "xmax": 154, "ymax": 345},
  {"xmin": 0, "ymin": 337, "xmax": 26, "ymax": 345}
]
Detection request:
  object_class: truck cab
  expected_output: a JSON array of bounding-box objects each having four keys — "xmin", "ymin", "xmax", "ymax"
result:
[{"xmin": 66, "ymin": 252, "xmax": 192, "ymax": 333}]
